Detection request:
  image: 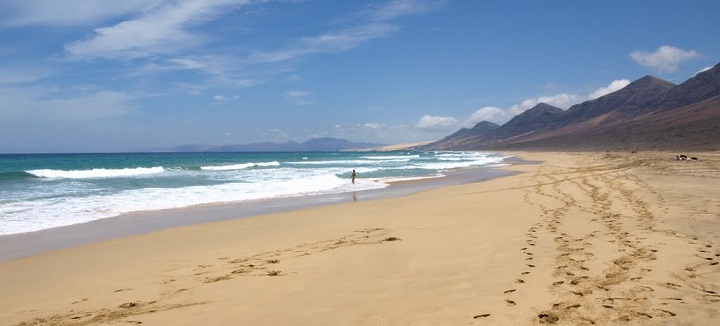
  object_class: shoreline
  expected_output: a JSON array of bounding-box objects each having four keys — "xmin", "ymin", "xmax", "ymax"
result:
[
  {"xmin": 2, "ymin": 151, "xmax": 718, "ymax": 325},
  {"xmin": 0, "ymin": 161, "xmax": 520, "ymax": 262}
]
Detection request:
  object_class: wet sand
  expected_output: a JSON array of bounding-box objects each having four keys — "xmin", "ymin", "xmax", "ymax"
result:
[{"xmin": 1, "ymin": 151, "xmax": 719, "ymax": 325}]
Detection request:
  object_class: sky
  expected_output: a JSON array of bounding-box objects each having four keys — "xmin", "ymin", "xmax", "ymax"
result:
[{"xmin": 0, "ymin": 0, "xmax": 719, "ymax": 153}]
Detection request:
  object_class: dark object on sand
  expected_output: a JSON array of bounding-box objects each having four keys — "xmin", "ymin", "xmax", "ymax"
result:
[{"xmin": 676, "ymin": 154, "xmax": 699, "ymax": 161}]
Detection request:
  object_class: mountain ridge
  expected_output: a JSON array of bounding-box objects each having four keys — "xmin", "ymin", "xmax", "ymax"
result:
[{"xmin": 421, "ymin": 61, "xmax": 720, "ymax": 151}]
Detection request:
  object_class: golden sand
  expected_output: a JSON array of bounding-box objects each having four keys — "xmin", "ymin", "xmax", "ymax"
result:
[{"xmin": 1, "ymin": 151, "xmax": 719, "ymax": 325}]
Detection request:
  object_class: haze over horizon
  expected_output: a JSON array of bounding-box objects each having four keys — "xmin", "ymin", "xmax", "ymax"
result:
[{"xmin": 1, "ymin": 0, "xmax": 719, "ymax": 153}]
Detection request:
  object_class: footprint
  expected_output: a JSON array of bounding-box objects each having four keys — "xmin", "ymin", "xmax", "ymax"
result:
[
  {"xmin": 504, "ymin": 289, "xmax": 516, "ymax": 294},
  {"xmin": 566, "ymin": 304, "xmax": 581, "ymax": 310},
  {"xmin": 505, "ymin": 299, "xmax": 516, "ymax": 306},
  {"xmin": 538, "ymin": 312, "xmax": 559, "ymax": 323},
  {"xmin": 515, "ymin": 279, "xmax": 525, "ymax": 284},
  {"xmin": 655, "ymin": 309, "xmax": 677, "ymax": 317},
  {"xmin": 521, "ymin": 271, "xmax": 530, "ymax": 275},
  {"xmin": 473, "ymin": 314, "xmax": 491, "ymax": 319}
]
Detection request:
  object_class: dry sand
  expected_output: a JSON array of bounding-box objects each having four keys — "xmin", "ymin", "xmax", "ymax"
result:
[{"xmin": 1, "ymin": 151, "xmax": 719, "ymax": 325}]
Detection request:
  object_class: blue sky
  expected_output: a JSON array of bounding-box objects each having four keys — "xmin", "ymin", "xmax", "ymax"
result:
[{"xmin": 1, "ymin": 0, "xmax": 718, "ymax": 153}]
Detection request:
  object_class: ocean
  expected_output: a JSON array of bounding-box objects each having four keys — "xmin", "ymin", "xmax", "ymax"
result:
[{"xmin": 0, "ymin": 151, "xmax": 509, "ymax": 236}]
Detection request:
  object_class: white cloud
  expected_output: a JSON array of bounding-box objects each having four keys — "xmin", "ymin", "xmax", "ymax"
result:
[
  {"xmin": 284, "ymin": 90, "xmax": 316, "ymax": 105},
  {"xmin": 588, "ymin": 79, "xmax": 630, "ymax": 100},
  {"xmin": 246, "ymin": 23, "xmax": 398, "ymax": 64},
  {"xmin": 1, "ymin": 0, "xmax": 159, "ymax": 27},
  {"xmin": 361, "ymin": 123, "xmax": 385, "ymax": 130},
  {"xmin": 462, "ymin": 106, "xmax": 507, "ymax": 127},
  {"xmin": 244, "ymin": 0, "xmax": 443, "ymax": 65},
  {"xmin": 65, "ymin": 0, "xmax": 251, "ymax": 60},
  {"xmin": 507, "ymin": 93, "xmax": 582, "ymax": 117},
  {"xmin": 415, "ymin": 115, "xmax": 458, "ymax": 130},
  {"xmin": 446, "ymin": 79, "xmax": 631, "ymax": 128},
  {"xmin": 629, "ymin": 45, "xmax": 699, "ymax": 73},
  {"xmin": 368, "ymin": 0, "xmax": 446, "ymax": 21},
  {"xmin": 694, "ymin": 66, "xmax": 713, "ymax": 77}
]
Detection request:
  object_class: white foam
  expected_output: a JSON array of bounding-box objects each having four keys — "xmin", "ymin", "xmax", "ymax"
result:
[
  {"xmin": 2, "ymin": 151, "xmax": 510, "ymax": 235},
  {"xmin": 361, "ymin": 155, "xmax": 420, "ymax": 160},
  {"xmin": 26, "ymin": 166, "xmax": 165, "ymax": 179},
  {"xmin": 200, "ymin": 161, "xmax": 280, "ymax": 171},
  {"xmin": 0, "ymin": 173, "xmax": 384, "ymax": 235}
]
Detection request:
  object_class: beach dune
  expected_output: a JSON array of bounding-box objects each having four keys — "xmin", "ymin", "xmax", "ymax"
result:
[{"xmin": 1, "ymin": 151, "xmax": 719, "ymax": 325}]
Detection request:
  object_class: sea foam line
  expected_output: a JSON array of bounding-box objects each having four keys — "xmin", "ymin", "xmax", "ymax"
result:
[
  {"xmin": 200, "ymin": 161, "xmax": 280, "ymax": 171},
  {"xmin": 26, "ymin": 166, "xmax": 165, "ymax": 179}
]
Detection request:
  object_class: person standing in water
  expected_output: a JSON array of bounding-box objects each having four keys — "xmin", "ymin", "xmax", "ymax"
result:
[{"xmin": 351, "ymin": 169, "xmax": 356, "ymax": 184}]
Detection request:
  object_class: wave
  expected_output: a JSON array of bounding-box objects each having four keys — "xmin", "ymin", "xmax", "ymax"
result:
[
  {"xmin": 360, "ymin": 155, "xmax": 420, "ymax": 160},
  {"xmin": 26, "ymin": 166, "xmax": 165, "ymax": 179},
  {"xmin": 0, "ymin": 171, "xmax": 37, "ymax": 181},
  {"xmin": 200, "ymin": 161, "xmax": 280, "ymax": 171}
]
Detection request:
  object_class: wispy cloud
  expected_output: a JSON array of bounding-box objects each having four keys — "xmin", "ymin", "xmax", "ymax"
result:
[
  {"xmin": 246, "ymin": 23, "xmax": 398, "ymax": 64},
  {"xmin": 64, "ymin": 0, "xmax": 251, "ymax": 60},
  {"xmin": 629, "ymin": 45, "xmax": 699, "ymax": 73},
  {"xmin": 1, "ymin": 0, "xmax": 159, "ymax": 27},
  {"xmin": 284, "ymin": 90, "xmax": 316, "ymax": 105},
  {"xmin": 245, "ymin": 0, "xmax": 444, "ymax": 64},
  {"xmin": 367, "ymin": 0, "xmax": 447, "ymax": 21}
]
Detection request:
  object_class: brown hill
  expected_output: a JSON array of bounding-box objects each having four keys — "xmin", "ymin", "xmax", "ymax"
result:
[
  {"xmin": 422, "ymin": 61, "xmax": 720, "ymax": 151},
  {"xmin": 427, "ymin": 121, "xmax": 499, "ymax": 150}
]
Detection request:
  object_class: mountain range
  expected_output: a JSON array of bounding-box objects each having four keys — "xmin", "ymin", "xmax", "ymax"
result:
[
  {"xmin": 421, "ymin": 62, "xmax": 720, "ymax": 151},
  {"xmin": 171, "ymin": 137, "xmax": 383, "ymax": 152}
]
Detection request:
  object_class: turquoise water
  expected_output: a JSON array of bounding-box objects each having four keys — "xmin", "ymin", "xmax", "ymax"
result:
[{"xmin": 0, "ymin": 151, "xmax": 508, "ymax": 235}]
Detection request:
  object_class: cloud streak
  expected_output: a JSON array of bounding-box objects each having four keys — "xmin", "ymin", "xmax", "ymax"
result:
[
  {"xmin": 64, "ymin": 0, "xmax": 251, "ymax": 60},
  {"xmin": 246, "ymin": 23, "xmax": 399, "ymax": 64},
  {"xmin": 1, "ymin": 0, "xmax": 159, "ymax": 27}
]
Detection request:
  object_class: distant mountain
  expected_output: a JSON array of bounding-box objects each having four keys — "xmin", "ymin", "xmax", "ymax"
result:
[
  {"xmin": 559, "ymin": 75, "xmax": 675, "ymax": 128},
  {"xmin": 422, "ymin": 61, "xmax": 720, "ymax": 151},
  {"xmin": 173, "ymin": 137, "xmax": 384, "ymax": 152},
  {"xmin": 425, "ymin": 121, "xmax": 499, "ymax": 150},
  {"xmin": 655, "ymin": 62, "xmax": 720, "ymax": 111},
  {"xmin": 494, "ymin": 103, "xmax": 564, "ymax": 138}
]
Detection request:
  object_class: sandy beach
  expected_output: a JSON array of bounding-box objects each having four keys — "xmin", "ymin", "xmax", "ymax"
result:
[{"xmin": 1, "ymin": 151, "xmax": 719, "ymax": 325}]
